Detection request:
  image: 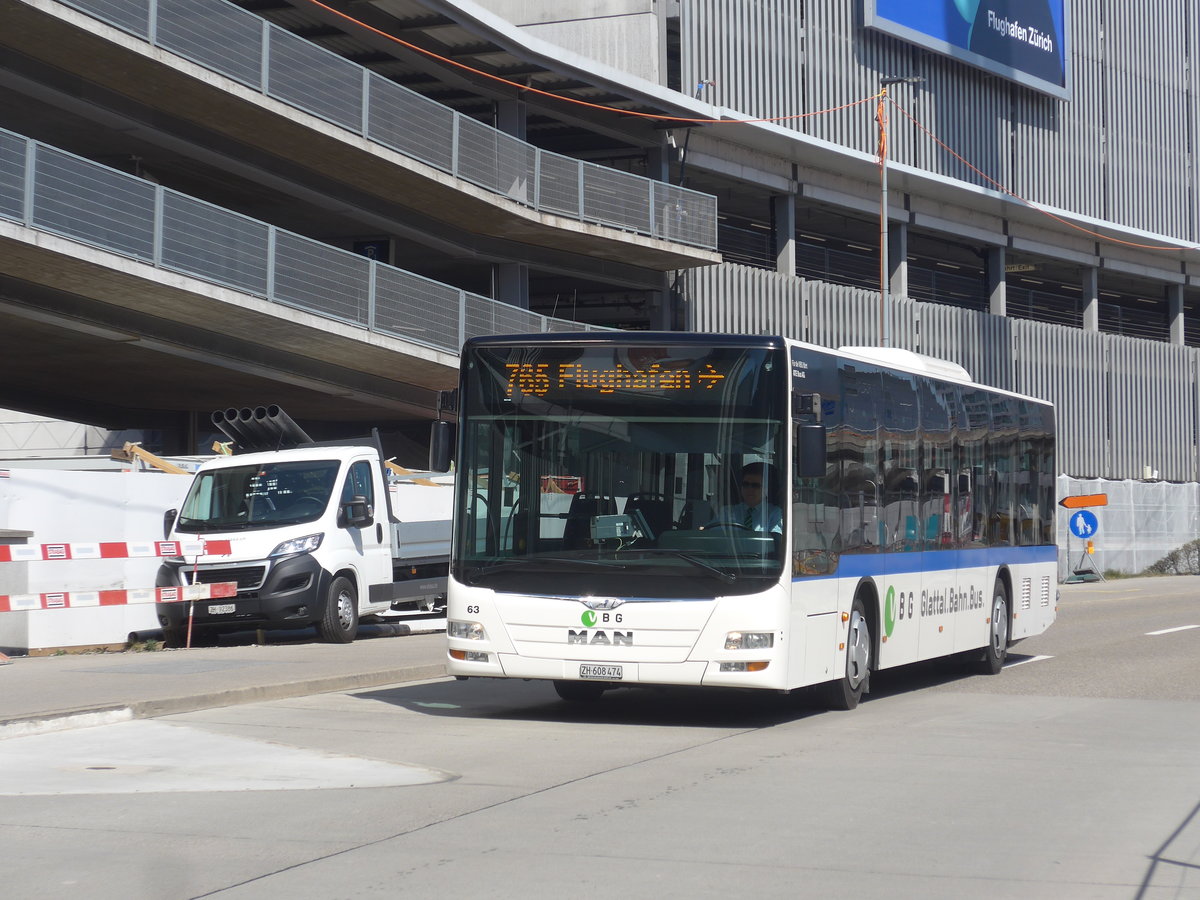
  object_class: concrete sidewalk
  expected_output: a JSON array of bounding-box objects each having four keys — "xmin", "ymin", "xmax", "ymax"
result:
[{"xmin": 0, "ymin": 625, "xmax": 449, "ymax": 737}]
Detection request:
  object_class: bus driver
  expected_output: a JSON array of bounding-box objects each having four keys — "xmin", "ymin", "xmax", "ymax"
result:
[{"xmin": 709, "ymin": 462, "xmax": 783, "ymax": 534}]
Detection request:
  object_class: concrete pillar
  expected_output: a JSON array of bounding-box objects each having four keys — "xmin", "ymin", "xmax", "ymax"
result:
[
  {"xmin": 986, "ymin": 246, "xmax": 1006, "ymax": 317},
  {"xmin": 888, "ymin": 222, "xmax": 908, "ymax": 299},
  {"xmin": 771, "ymin": 194, "xmax": 796, "ymax": 276},
  {"xmin": 646, "ymin": 143, "xmax": 672, "ymax": 184},
  {"xmin": 495, "ymin": 263, "xmax": 530, "ymax": 309},
  {"xmin": 1081, "ymin": 267, "xmax": 1099, "ymax": 332},
  {"xmin": 650, "ymin": 273, "xmax": 674, "ymax": 331},
  {"xmin": 1167, "ymin": 283, "xmax": 1185, "ymax": 345},
  {"xmin": 496, "ymin": 99, "xmax": 527, "ymax": 140}
]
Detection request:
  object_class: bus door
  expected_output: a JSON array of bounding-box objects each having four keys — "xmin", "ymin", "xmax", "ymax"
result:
[
  {"xmin": 914, "ymin": 380, "xmax": 958, "ymax": 662},
  {"xmin": 878, "ymin": 370, "xmax": 926, "ymax": 666}
]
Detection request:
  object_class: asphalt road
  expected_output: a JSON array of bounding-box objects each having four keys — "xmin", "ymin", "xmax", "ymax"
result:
[{"xmin": 1, "ymin": 577, "xmax": 1198, "ymax": 899}]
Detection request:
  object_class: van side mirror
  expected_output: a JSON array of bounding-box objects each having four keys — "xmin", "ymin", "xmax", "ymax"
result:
[
  {"xmin": 796, "ymin": 425, "xmax": 827, "ymax": 479},
  {"xmin": 341, "ymin": 495, "xmax": 373, "ymax": 528},
  {"xmin": 429, "ymin": 420, "xmax": 453, "ymax": 472},
  {"xmin": 163, "ymin": 508, "xmax": 178, "ymax": 539}
]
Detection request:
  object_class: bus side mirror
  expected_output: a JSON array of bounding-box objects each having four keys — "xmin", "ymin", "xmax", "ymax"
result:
[
  {"xmin": 796, "ymin": 425, "xmax": 827, "ymax": 479},
  {"xmin": 429, "ymin": 420, "xmax": 453, "ymax": 473},
  {"xmin": 163, "ymin": 508, "xmax": 178, "ymax": 538}
]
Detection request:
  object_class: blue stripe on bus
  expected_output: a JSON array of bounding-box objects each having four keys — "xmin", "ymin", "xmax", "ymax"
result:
[{"xmin": 796, "ymin": 545, "xmax": 1057, "ymax": 582}]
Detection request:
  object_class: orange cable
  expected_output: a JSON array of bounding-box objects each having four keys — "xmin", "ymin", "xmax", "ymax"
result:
[
  {"xmin": 888, "ymin": 97, "xmax": 1197, "ymax": 253},
  {"xmin": 299, "ymin": 0, "xmax": 879, "ymax": 125}
]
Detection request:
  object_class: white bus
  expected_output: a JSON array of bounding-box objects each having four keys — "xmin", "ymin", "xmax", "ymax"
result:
[{"xmin": 446, "ymin": 333, "xmax": 1056, "ymax": 707}]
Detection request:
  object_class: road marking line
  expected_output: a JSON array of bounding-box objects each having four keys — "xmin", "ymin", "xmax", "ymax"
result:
[
  {"xmin": 1004, "ymin": 654, "xmax": 1053, "ymax": 668},
  {"xmin": 1145, "ymin": 625, "xmax": 1200, "ymax": 636}
]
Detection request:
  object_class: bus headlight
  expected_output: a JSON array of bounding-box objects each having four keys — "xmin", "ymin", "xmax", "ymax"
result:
[
  {"xmin": 448, "ymin": 620, "xmax": 487, "ymax": 640},
  {"xmin": 725, "ymin": 631, "xmax": 774, "ymax": 650}
]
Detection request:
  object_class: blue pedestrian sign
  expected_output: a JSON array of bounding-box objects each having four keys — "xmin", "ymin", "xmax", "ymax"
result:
[{"xmin": 1069, "ymin": 509, "xmax": 1099, "ymax": 539}]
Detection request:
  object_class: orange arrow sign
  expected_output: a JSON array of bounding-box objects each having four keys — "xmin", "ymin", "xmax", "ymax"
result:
[{"xmin": 1059, "ymin": 494, "xmax": 1108, "ymax": 509}]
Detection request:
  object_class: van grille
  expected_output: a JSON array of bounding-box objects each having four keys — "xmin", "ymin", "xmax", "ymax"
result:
[{"xmin": 191, "ymin": 566, "xmax": 266, "ymax": 591}]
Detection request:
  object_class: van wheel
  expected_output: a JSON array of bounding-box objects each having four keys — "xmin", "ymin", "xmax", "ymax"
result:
[
  {"xmin": 553, "ymin": 680, "xmax": 606, "ymax": 702},
  {"xmin": 976, "ymin": 580, "xmax": 1009, "ymax": 675},
  {"xmin": 822, "ymin": 596, "xmax": 871, "ymax": 710},
  {"xmin": 317, "ymin": 575, "xmax": 358, "ymax": 643}
]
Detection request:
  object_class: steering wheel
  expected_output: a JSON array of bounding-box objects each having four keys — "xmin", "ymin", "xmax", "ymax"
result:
[
  {"xmin": 291, "ymin": 496, "xmax": 326, "ymax": 514},
  {"xmin": 704, "ymin": 521, "xmax": 751, "ymax": 531}
]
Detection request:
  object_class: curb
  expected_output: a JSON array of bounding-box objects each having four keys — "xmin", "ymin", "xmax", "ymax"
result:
[{"xmin": 0, "ymin": 663, "xmax": 448, "ymax": 738}]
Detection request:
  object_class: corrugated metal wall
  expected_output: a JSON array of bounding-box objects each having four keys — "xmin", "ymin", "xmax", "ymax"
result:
[
  {"xmin": 686, "ymin": 262, "xmax": 1200, "ymax": 483},
  {"xmin": 681, "ymin": 0, "xmax": 1199, "ymax": 241}
]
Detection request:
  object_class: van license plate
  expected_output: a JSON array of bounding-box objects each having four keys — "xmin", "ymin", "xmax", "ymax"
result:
[
  {"xmin": 208, "ymin": 603, "xmax": 235, "ymax": 615},
  {"xmin": 579, "ymin": 664, "xmax": 622, "ymax": 680}
]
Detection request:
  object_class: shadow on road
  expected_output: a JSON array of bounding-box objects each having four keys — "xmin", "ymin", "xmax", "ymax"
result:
[{"xmin": 352, "ymin": 653, "xmax": 1037, "ymax": 728}]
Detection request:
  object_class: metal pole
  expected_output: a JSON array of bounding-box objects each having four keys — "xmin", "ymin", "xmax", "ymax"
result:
[{"xmin": 879, "ymin": 94, "xmax": 890, "ymax": 348}]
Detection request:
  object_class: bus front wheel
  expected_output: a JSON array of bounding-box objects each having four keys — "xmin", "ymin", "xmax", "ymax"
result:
[
  {"xmin": 823, "ymin": 596, "xmax": 871, "ymax": 710},
  {"xmin": 976, "ymin": 580, "xmax": 1009, "ymax": 675}
]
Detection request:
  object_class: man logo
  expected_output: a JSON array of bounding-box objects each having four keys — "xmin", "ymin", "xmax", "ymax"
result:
[
  {"xmin": 568, "ymin": 629, "xmax": 633, "ymax": 646},
  {"xmin": 581, "ymin": 597, "xmax": 625, "ymax": 610}
]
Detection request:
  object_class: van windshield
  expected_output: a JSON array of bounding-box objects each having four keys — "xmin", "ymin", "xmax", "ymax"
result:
[{"xmin": 176, "ymin": 460, "xmax": 340, "ymax": 532}]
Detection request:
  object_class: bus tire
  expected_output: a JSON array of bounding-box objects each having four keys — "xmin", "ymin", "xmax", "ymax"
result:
[
  {"xmin": 317, "ymin": 575, "xmax": 359, "ymax": 644},
  {"xmin": 823, "ymin": 596, "xmax": 871, "ymax": 710},
  {"xmin": 553, "ymin": 680, "xmax": 606, "ymax": 702},
  {"xmin": 977, "ymin": 579, "xmax": 1009, "ymax": 675}
]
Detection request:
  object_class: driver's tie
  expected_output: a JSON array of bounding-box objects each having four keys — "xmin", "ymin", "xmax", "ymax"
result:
[{"xmin": 744, "ymin": 509, "xmax": 753, "ymax": 529}]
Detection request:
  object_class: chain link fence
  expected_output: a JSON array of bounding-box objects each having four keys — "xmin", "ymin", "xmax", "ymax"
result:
[{"xmin": 1057, "ymin": 477, "xmax": 1200, "ymax": 579}]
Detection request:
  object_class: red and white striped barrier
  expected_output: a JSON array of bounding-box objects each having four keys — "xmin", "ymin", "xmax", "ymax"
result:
[
  {"xmin": 0, "ymin": 540, "xmax": 232, "ymax": 563},
  {"xmin": 0, "ymin": 582, "xmax": 237, "ymax": 613}
]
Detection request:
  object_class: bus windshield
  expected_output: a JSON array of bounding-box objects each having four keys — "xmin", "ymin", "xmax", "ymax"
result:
[{"xmin": 454, "ymin": 340, "xmax": 788, "ymax": 597}]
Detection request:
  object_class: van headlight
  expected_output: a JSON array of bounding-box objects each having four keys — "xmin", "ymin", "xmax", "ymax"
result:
[
  {"xmin": 725, "ymin": 631, "xmax": 774, "ymax": 650},
  {"xmin": 270, "ymin": 533, "xmax": 324, "ymax": 556}
]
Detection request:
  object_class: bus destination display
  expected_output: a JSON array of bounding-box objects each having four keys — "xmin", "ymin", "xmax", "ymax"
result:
[{"xmin": 504, "ymin": 361, "xmax": 727, "ymax": 398}]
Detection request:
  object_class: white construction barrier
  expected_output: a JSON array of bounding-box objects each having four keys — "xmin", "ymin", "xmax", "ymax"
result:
[{"xmin": 0, "ymin": 467, "xmax": 197, "ymax": 652}]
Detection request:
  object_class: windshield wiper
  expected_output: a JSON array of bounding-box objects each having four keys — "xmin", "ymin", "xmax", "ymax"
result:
[
  {"xmin": 623, "ymin": 549, "xmax": 737, "ymax": 584},
  {"xmin": 177, "ymin": 521, "xmax": 258, "ymax": 533},
  {"xmin": 466, "ymin": 556, "xmax": 626, "ymax": 584}
]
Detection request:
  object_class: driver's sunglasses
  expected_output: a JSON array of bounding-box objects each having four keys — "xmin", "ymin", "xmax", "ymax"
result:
[{"xmin": 741, "ymin": 480, "xmax": 762, "ymax": 488}]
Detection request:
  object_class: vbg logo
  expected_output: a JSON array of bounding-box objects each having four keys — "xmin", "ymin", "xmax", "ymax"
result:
[
  {"xmin": 570, "ymin": 610, "xmax": 632, "ymax": 645},
  {"xmin": 884, "ymin": 585, "xmax": 914, "ymax": 638}
]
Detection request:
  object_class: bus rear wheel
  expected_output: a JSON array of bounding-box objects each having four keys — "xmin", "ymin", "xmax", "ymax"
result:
[
  {"xmin": 823, "ymin": 596, "xmax": 871, "ymax": 710},
  {"xmin": 553, "ymin": 680, "xmax": 606, "ymax": 702},
  {"xmin": 976, "ymin": 580, "xmax": 1009, "ymax": 675}
]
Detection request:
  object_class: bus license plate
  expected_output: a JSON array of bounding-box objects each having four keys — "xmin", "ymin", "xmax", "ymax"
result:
[
  {"xmin": 208, "ymin": 603, "xmax": 235, "ymax": 615},
  {"xmin": 579, "ymin": 664, "xmax": 622, "ymax": 680}
]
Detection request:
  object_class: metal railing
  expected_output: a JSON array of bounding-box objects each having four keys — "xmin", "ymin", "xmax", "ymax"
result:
[
  {"xmin": 0, "ymin": 127, "xmax": 609, "ymax": 353},
  {"xmin": 50, "ymin": 0, "xmax": 718, "ymax": 251}
]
